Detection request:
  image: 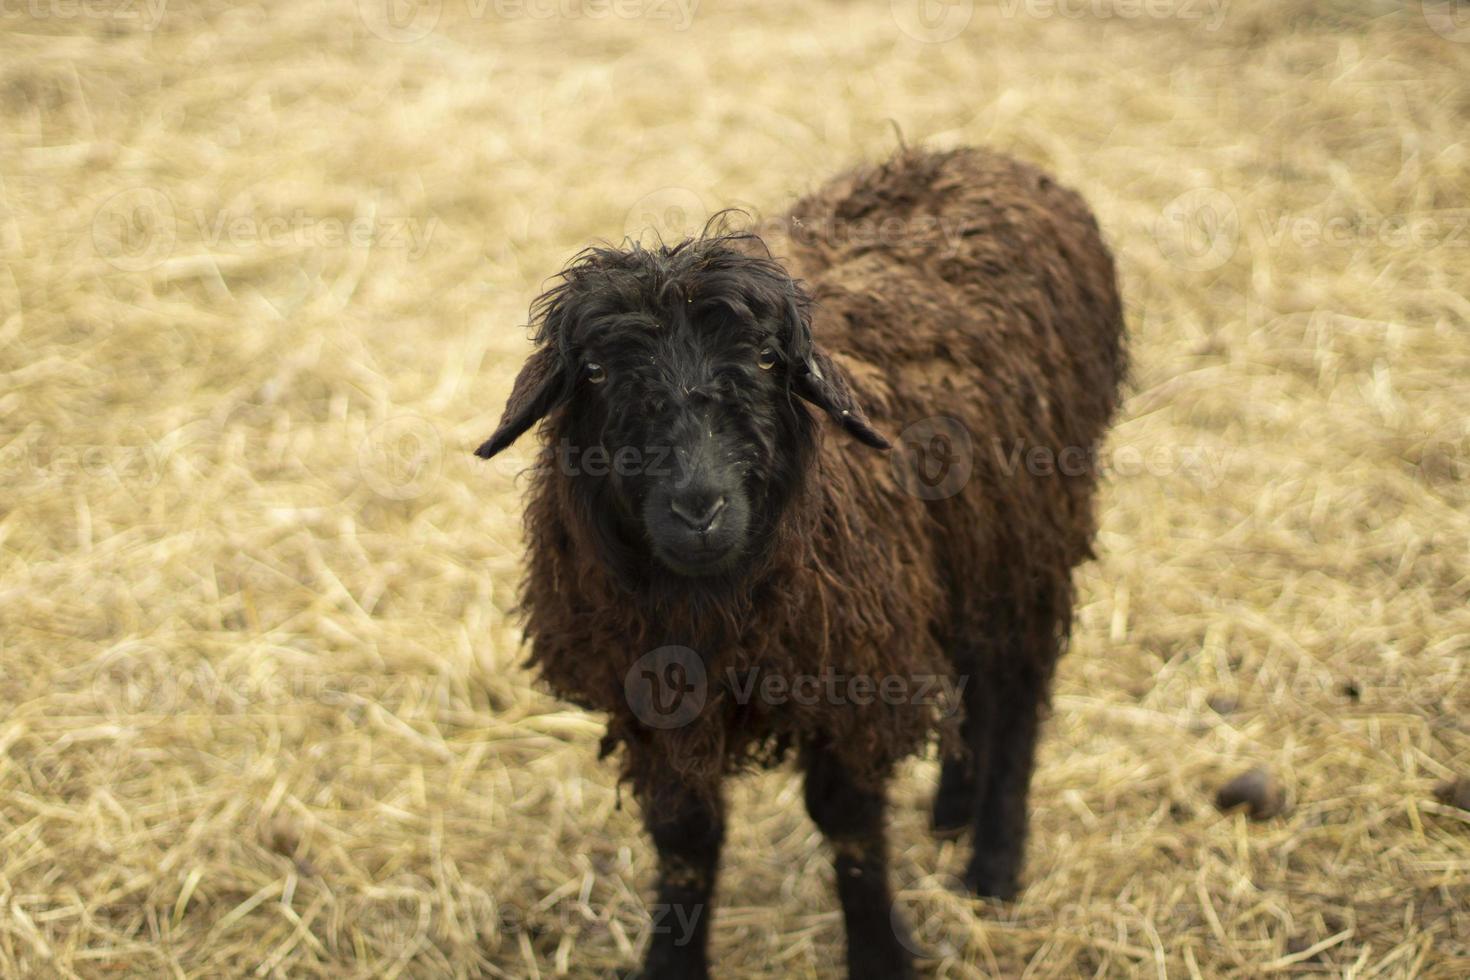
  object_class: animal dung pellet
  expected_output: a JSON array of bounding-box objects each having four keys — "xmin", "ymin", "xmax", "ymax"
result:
[
  {"xmin": 1215, "ymin": 767, "xmax": 1284, "ymax": 820},
  {"xmin": 1433, "ymin": 777, "xmax": 1470, "ymax": 812}
]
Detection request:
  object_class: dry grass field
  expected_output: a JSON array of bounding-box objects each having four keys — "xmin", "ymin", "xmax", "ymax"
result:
[{"xmin": 3, "ymin": 0, "xmax": 1469, "ymax": 976}]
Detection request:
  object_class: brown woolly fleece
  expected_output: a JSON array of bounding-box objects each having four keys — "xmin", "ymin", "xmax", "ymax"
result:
[{"xmin": 507, "ymin": 148, "xmax": 1125, "ymax": 802}]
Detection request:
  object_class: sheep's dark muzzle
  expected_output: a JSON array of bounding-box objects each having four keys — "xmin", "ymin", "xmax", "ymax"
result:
[{"xmin": 642, "ymin": 477, "xmax": 752, "ymax": 577}]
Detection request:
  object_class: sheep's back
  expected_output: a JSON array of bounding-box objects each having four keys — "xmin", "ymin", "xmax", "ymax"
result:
[{"xmin": 772, "ymin": 147, "xmax": 1126, "ymax": 638}]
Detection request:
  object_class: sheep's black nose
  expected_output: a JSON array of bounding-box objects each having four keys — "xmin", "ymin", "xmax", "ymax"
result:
[{"xmin": 669, "ymin": 495, "xmax": 727, "ymax": 533}]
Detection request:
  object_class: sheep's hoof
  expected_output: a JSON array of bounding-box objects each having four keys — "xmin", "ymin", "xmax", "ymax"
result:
[
  {"xmin": 929, "ymin": 787, "xmax": 976, "ymax": 840},
  {"xmin": 631, "ymin": 955, "xmax": 710, "ymax": 980},
  {"xmin": 931, "ymin": 760, "xmax": 974, "ymax": 838},
  {"xmin": 629, "ymin": 969, "xmax": 708, "ymax": 980},
  {"xmin": 964, "ymin": 862, "xmax": 1020, "ymax": 901},
  {"xmin": 853, "ymin": 964, "xmax": 915, "ymax": 980},
  {"xmin": 850, "ymin": 951, "xmax": 915, "ymax": 980},
  {"xmin": 930, "ymin": 800, "xmax": 971, "ymax": 840}
]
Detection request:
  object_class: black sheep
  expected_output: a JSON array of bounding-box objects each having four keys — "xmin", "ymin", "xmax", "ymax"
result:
[{"xmin": 476, "ymin": 147, "xmax": 1126, "ymax": 978}]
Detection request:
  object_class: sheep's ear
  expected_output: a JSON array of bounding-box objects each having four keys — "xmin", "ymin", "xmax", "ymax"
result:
[
  {"xmin": 793, "ymin": 347, "xmax": 890, "ymax": 450},
  {"xmin": 474, "ymin": 346, "xmax": 568, "ymax": 459}
]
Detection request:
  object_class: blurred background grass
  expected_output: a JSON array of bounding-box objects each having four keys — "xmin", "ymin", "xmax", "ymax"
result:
[{"xmin": 1, "ymin": 0, "xmax": 1467, "ymax": 975}]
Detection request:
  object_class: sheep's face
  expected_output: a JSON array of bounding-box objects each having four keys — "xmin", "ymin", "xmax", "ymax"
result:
[
  {"xmin": 476, "ymin": 234, "xmax": 888, "ymax": 583},
  {"xmin": 574, "ymin": 318, "xmax": 775, "ymax": 578}
]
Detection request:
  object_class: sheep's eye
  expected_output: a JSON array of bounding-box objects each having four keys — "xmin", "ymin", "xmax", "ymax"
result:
[
  {"xmin": 757, "ymin": 346, "xmax": 779, "ymax": 371},
  {"xmin": 585, "ymin": 362, "xmax": 607, "ymax": 384}
]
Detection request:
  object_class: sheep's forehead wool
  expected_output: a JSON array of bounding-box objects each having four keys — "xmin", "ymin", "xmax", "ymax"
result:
[
  {"xmin": 561, "ymin": 247, "xmax": 788, "ymax": 345},
  {"xmin": 544, "ymin": 241, "xmax": 800, "ymax": 413},
  {"xmin": 577, "ymin": 306, "xmax": 770, "ymax": 361}
]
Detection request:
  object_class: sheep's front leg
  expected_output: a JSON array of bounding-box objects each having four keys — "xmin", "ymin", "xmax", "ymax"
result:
[
  {"xmin": 803, "ymin": 744, "xmax": 914, "ymax": 980},
  {"xmin": 965, "ymin": 665, "xmax": 1043, "ymax": 900},
  {"xmin": 639, "ymin": 781, "xmax": 724, "ymax": 980},
  {"xmin": 932, "ymin": 675, "xmax": 990, "ymax": 836}
]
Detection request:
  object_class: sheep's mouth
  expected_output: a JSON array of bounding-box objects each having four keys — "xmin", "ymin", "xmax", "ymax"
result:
[
  {"xmin": 649, "ymin": 540, "xmax": 744, "ymax": 578},
  {"xmin": 641, "ymin": 482, "xmax": 752, "ymax": 578}
]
